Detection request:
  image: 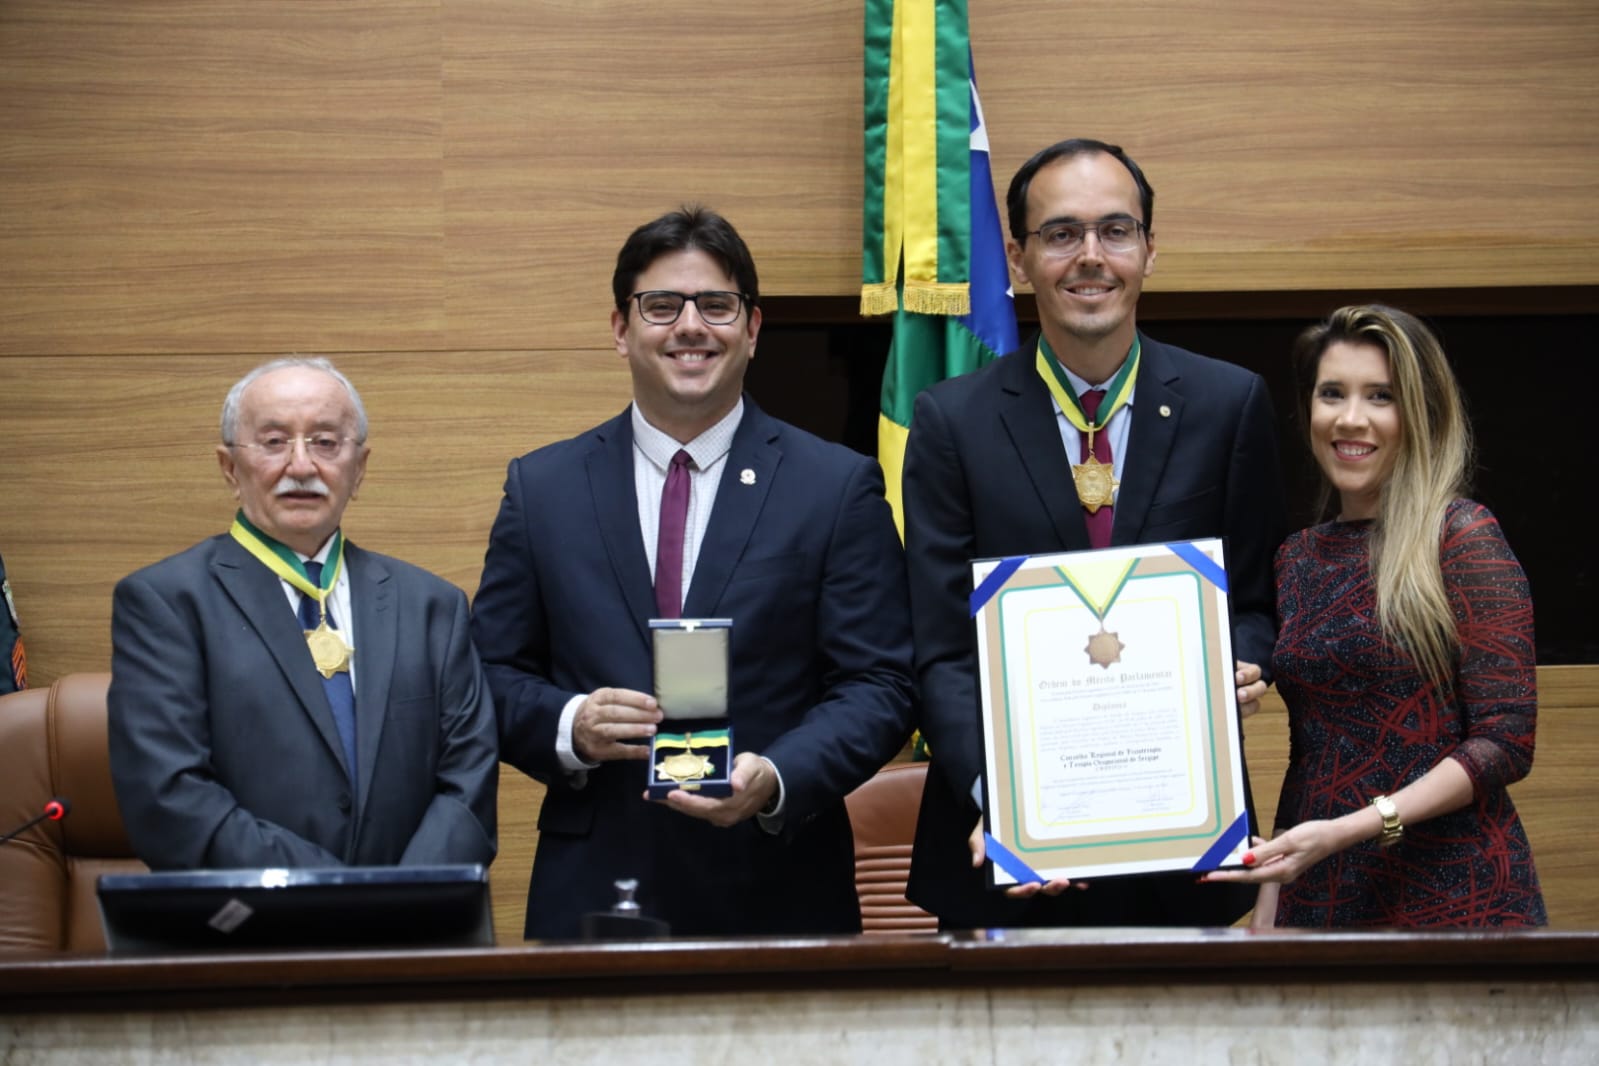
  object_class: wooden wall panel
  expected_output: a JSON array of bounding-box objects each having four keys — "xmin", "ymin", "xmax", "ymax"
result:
[
  {"xmin": 493, "ymin": 774, "xmax": 543, "ymax": 942},
  {"xmin": 441, "ymin": 0, "xmax": 864, "ymax": 351},
  {"xmin": 0, "ymin": 2, "xmax": 445, "ymax": 356},
  {"xmin": 970, "ymin": 0, "xmax": 1599, "ymax": 292},
  {"xmin": 6, "ymin": 1, "xmax": 1594, "ymax": 358}
]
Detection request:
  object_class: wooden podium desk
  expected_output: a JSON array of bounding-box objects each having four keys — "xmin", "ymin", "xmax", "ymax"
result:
[{"xmin": 3, "ymin": 930, "xmax": 1597, "ymax": 1063}]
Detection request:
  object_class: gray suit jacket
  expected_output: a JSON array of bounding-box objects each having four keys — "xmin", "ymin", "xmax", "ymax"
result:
[{"xmin": 109, "ymin": 534, "xmax": 498, "ymax": 869}]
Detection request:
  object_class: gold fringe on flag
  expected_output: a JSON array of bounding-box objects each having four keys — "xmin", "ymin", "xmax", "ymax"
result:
[
  {"xmin": 903, "ymin": 282, "xmax": 971, "ymax": 317},
  {"xmin": 860, "ymin": 283, "xmax": 901, "ymax": 317}
]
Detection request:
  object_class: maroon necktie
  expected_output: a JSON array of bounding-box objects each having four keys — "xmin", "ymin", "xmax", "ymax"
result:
[
  {"xmin": 654, "ymin": 449, "xmax": 692, "ymax": 618},
  {"xmin": 1079, "ymin": 388, "xmax": 1114, "ymax": 549}
]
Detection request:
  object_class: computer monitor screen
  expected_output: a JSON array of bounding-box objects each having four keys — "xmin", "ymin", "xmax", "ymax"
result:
[{"xmin": 97, "ymin": 864, "xmax": 493, "ymax": 954}]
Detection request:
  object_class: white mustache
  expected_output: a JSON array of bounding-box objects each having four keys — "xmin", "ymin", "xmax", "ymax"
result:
[{"xmin": 273, "ymin": 475, "xmax": 330, "ymax": 497}]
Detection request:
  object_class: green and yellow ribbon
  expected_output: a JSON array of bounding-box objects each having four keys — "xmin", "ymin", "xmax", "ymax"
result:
[
  {"xmin": 1034, "ymin": 335, "xmax": 1141, "ymax": 438},
  {"xmin": 861, "ymin": 0, "xmax": 973, "ymax": 317},
  {"xmin": 653, "ymin": 729, "xmax": 731, "ymax": 751},
  {"xmin": 228, "ymin": 511, "xmax": 343, "ymax": 612}
]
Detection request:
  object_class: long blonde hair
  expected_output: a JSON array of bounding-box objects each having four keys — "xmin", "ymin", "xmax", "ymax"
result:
[{"xmin": 1292, "ymin": 305, "xmax": 1474, "ymax": 686}]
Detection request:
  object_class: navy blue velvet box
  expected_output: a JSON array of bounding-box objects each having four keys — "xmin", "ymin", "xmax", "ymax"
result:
[
  {"xmin": 647, "ymin": 619, "xmax": 733, "ymax": 800},
  {"xmin": 646, "ymin": 722, "xmax": 734, "ymax": 799}
]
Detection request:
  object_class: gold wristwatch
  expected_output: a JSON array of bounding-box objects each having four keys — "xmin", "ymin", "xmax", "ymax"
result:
[{"xmin": 1370, "ymin": 794, "xmax": 1403, "ymax": 848}]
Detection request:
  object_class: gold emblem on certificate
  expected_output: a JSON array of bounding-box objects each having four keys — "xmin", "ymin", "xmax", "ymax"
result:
[
  {"xmin": 1072, "ymin": 454, "xmax": 1118, "ymax": 513},
  {"xmin": 1084, "ymin": 626, "xmax": 1125, "ymax": 669},
  {"xmin": 305, "ymin": 620, "xmax": 352, "ymax": 679}
]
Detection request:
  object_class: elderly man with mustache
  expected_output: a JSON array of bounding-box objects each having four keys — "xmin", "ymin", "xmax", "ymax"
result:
[{"xmin": 107, "ymin": 357, "xmax": 498, "ymax": 870}]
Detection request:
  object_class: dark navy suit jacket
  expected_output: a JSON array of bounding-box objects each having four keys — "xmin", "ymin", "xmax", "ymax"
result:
[
  {"xmin": 472, "ymin": 399, "xmax": 915, "ymax": 939},
  {"xmin": 109, "ymin": 536, "xmax": 499, "ymax": 870},
  {"xmin": 902, "ymin": 333, "xmax": 1286, "ymax": 928}
]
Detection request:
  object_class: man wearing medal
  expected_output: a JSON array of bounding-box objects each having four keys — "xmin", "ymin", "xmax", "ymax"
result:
[
  {"xmin": 902, "ymin": 138, "xmax": 1288, "ymax": 929},
  {"xmin": 472, "ymin": 207, "xmax": 915, "ymax": 939},
  {"xmin": 108, "ymin": 358, "xmax": 499, "ymax": 870}
]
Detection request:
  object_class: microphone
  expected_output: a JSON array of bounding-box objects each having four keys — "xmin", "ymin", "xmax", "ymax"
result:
[
  {"xmin": 580, "ymin": 877, "xmax": 670, "ymax": 940},
  {"xmin": 0, "ymin": 797, "xmax": 71, "ymax": 846}
]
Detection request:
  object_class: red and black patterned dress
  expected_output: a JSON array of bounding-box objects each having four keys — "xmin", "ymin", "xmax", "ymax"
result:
[{"xmin": 1271, "ymin": 499, "xmax": 1546, "ymax": 927}]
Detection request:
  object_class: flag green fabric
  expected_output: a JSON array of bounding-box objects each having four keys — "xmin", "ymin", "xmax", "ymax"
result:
[
  {"xmin": 865, "ymin": 4, "xmax": 1018, "ymax": 762},
  {"xmin": 861, "ymin": 0, "xmax": 974, "ymax": 318}
]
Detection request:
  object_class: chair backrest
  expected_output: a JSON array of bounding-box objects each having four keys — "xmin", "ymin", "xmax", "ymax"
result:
[
  {"xmin": 0, "ymin": 672, "xmax": 145, "ymax": 954},
  {"xmin": 844, "ymin": 762, "xmax": 936, "ymax": 934}
]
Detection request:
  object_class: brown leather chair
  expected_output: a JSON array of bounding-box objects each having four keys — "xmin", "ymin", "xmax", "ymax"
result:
[
  {"xmin": 0, "ymin": 673, "xmax": 144, "ymax": 953},
  {"xmin": 844, "ymin": 762, "xmax": 936, "ymax": 934}
]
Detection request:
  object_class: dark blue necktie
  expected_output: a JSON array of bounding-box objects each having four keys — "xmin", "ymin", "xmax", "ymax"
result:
[{"xmin": 299, "ymin": 561, "xmax": 358, "ymax": 790}]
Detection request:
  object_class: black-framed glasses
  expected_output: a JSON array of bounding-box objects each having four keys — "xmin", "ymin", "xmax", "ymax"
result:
[
  {"xmin": 1025, "ymin": 218, "xmax": 1147, "ymax": 258},
  {"xmin": 630, "ymin": 290, "xmax": 749, "ymax": 326},
  {"xmin": 229, "ymin": 433, "xmax": 359, "ymax": 462}
]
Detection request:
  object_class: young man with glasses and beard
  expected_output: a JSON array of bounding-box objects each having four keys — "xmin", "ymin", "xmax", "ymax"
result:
[
  {"xmin": 902, "ymin": 139, "xmax": 1288, "ymax": 929},
  {"xmin": 472, "ymin": 206, "xmax": 915, "ymax": 940},
  {"xmin": 108, "ymin": 357, "xmax": 499, "ymax": 871}
]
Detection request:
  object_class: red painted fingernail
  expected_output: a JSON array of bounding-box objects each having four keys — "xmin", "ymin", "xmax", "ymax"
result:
[{"xmin": 1242, "ymin": 852, "xmax": 1257, "ymax": 867}]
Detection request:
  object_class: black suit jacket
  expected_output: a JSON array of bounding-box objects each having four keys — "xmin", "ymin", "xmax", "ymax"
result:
[
  {"xmin": 471, "ymin": 399, "xmax": 915, "ymax": 939},
  {"xmin": 109, "ymin": 536, "xmax": 499, "ymax": 870},
  {"xmin": 902, "ymin": 333, "xmax": 1286, "ymax": 928}
]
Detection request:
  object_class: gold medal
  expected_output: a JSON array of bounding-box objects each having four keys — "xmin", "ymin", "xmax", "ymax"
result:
[
  {"xmin": 1072, "ymin": 454, "xmax": 1119, "ymax": 513},
  {"xmin": 655, "ymin": 749, "xmax": 714, "ymax": 788},
  {"xmin": 651, "ymin": 729, "xmax": 729, "ymax": 793},
  {"xmin": 1084, "ymin": 626, "xmax": 1125, "ymax": 669},
  {"xmin": 1034, "ymin": 339, "xmax": 1137, "ymax": 518},
  {"xmin": 305, "ymin": 619, "xmax": 352, "ymax": 679}
]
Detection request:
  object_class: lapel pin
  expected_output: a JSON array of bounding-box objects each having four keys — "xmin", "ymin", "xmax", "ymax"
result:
[
  {"xmin": 1159, "ymin": 405, "xmax": 1172, "ymax": 418},
  {"xmin": 740, "ymin": 468, "xmax": 757, "ymax": 485}
]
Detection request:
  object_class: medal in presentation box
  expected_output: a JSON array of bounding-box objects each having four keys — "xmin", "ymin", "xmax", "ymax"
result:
[{"xmin": 647, "ymin": 618, "xmax": 733, "ymax": 799}]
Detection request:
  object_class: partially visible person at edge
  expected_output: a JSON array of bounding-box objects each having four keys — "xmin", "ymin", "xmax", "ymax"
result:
[
  {"xmin": 902, "ymin": 137, "xmax": 1287, "ymax": 929},
  {"xmin": 1, "ymin": 549, "xmax": 25, "ymax": 693},
  {"xmin": 1204, "ymin": 305, "xmax": 1546, "ymax": 927}
]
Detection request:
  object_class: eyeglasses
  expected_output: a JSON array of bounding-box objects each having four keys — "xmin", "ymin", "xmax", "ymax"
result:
[
  {"xmin": 630, "ymin": 290, "xmax": 749, "ymax": 326},
  {"xmin": 1025, "ymin": 218, "xmax": 1147, "ymax": 258},
  {"xmin": 230, "ymin": 434, "xmax": 359, "ymax": 462}
]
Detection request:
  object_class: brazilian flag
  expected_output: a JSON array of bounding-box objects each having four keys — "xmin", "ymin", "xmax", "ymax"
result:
[
  {"xmin": 862, "ymin": 1, "xmax": 1016, "ymax": 758},
  {"xmin": 862, "ymin": 0, "xmax": 1017, "ymax": 536}
]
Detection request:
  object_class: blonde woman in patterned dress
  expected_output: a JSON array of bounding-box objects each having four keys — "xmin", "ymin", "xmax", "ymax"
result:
[{"xmin": 1204, "ymin": 305, "xmax": 1545, "ymax": 928}]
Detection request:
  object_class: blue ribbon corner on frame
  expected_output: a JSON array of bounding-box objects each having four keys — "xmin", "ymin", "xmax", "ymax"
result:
[
  {"xmin": 969, "ymin": 555, "xmax": 1028, "ymax": 616},
  {"xmin": 1191, "ymin": 811, "xmax": 1252, "ymax": 871}
]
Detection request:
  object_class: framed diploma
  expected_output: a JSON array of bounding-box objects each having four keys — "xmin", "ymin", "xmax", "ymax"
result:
[{"xmin": 971, "ymin": 539, "xmax": 1250, "ymax": 886}]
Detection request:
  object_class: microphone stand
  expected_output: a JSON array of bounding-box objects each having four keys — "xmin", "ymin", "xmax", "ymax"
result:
[{"xmin": 0, "ymin": 799, "xmax": 69, "ymax": 846}]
